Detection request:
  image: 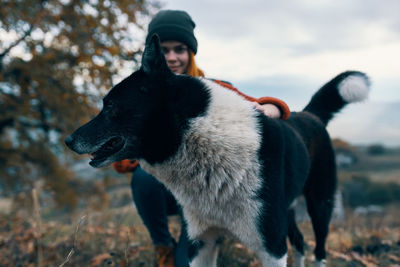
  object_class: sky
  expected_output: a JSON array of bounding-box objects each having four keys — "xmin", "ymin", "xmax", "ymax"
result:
[{"xmin": 161, "ymin": 0, "xmax": 400, "ymax": 146}]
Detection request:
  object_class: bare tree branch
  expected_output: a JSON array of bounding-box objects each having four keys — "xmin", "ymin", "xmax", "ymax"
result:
[{"xmin": 0, "ymin": 25, "xmax": 33, "ymax": 62}]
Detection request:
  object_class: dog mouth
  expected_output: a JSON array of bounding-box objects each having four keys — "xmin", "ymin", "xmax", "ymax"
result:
[{"xmin": 89, "ymin": 136, "xmax": 125, "ymax": 167}]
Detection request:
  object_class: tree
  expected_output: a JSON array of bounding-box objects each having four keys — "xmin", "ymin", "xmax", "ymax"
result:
[
  {"xmin": 0, "ymin": 0, "xmax": 158, "ymax": 208},
  {"xmin": 367, "ymin": 144, "xmax": 386, "ymax": 156}
]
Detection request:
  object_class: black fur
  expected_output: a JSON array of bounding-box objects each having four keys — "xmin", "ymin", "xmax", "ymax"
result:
[
  {"xmin": 255, "ymin": 113, "xmax": 307, "ymax": 257},
  {"xmin": 66, "ymin": 36, "xmax": 211, "ymax": 167}
]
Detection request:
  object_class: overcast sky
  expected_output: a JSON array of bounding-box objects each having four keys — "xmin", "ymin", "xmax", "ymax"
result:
[{"xmin": 161, "ymin": 0, "xmax": 400, "ymax": 146}]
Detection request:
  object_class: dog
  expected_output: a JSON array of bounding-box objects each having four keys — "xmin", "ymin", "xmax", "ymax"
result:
[{"xmin": 65, "ymin": 35, "xmax": 369, "ymax": 267}]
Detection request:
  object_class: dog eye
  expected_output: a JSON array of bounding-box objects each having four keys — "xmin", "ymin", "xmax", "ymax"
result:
[
  {"xmin": 104, "ymin": 101, "xmax": 114, "ymax": 109},
  {"xmin": 103, "ymin": 101, "xmax": 119, "ymax": 117},
  {"xmin": 139, "ymin": 86, "xmax": 148, "ymax": 94},
  {"xmin": 106, "ymin": 106, "xmax": 119, "ymax": 119}
]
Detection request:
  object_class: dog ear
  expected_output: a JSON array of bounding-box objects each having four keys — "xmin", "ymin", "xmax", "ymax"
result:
[{"xmin": 142, "ymin": 34, "xmax": 171, "ymax": 75}]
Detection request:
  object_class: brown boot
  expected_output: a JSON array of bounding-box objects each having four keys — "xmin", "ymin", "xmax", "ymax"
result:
[{"xmin": 155, "ymin": 245, "xmax": 175, "ymax": 267}]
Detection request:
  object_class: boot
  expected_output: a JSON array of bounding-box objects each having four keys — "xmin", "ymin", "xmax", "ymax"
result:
[{"xmin": 155, "ymin": 245, "xmax": 175, "ymax": 267}]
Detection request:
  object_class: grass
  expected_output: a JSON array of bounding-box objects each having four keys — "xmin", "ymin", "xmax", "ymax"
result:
[
  {"xmin": 0, "ymin": 202, "xmax": 399, "ymax": 267},
  {"xmin": 1, "ymin": 146, "xmax": 399, "ymax": 266}
]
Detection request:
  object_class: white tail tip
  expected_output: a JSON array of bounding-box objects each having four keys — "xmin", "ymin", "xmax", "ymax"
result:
[{"xmin": 338, "ymin": 74, "xmax": 370, "ymax": 103}]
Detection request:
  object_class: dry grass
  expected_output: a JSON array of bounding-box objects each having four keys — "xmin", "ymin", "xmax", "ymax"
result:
[
  {"xmin": 1, "ymin": 149, "xmax": 399, "ymax": 266},
  {"xmin": 0, "ymin": 202, "xmax": 399, "ymax": 267}
]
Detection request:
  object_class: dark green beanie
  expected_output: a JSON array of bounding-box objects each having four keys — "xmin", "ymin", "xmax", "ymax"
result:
[{"xmin": 146, "ymin": 10, "xmax": 198, "ymax": 54}]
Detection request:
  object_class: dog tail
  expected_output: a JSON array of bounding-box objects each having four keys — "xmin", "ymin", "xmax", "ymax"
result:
[{"xmin": 303, "ymin": 71, "xmax": 370, "ymax": 126}]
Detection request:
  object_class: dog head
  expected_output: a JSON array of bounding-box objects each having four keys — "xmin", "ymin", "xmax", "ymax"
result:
[{"xmin": 65, "ymin": 35, "xmax": 210, "ymax": 167}]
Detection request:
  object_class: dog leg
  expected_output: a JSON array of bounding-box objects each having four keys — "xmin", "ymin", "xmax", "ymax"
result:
[
  {"xmin": 255, "ymin": 251, "xmax": 287, "ymax": 267},
  {"xmin": 288, "ymin": 209, "xmax": 305, "ymax": 267},
  {"xmin": 189, "ymin": 229, "xmax": 222, "ymax": 267},
  {"xmin": 293, "ymin": 250, "xmax": 305, "ymax": 267},
  {"xmin": 304, "ymin": 148, "xmax": 336, "ymax": 264},
  {"xmin": 314, "ymin": 259, "xmax": 326, "ymax": 267},
  {"xmin": 305, "ymin": 195, "xmax": 333, "ymax": 263},
  {"xmin": 189, "ymin": 239, "xmax": 220, "ymax": 267},
  {"xmin": 304, "ymin": 194, "xmax": 333, "ymax": 265}
]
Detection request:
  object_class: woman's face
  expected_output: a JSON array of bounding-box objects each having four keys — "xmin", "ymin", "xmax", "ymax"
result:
[{"xmin": 160, "ymin": 41, "xmax": 190, "ymax": 74}]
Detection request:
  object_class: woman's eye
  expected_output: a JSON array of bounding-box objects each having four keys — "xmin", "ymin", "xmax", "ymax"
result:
[
  {"xmin": 161, "ymin": 46, "xmax": 187, "ymax": 54},
  {"xmin": 174, "ymin": 46, "xmax": 187, "ymax": 54}
]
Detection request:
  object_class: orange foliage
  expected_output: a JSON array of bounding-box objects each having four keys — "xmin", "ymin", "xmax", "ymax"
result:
[{"xmin": 0, "ymin": 0, "xmax": 157, "ymax": 209}]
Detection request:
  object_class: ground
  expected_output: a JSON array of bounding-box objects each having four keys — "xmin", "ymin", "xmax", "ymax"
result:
[
  {"xmin": 0, "ymin": 202, "xmax": 399, "ymax": 267},
  {"xmin": 1, "ymin": 146, "xmax": 399, "ymax": 266}
]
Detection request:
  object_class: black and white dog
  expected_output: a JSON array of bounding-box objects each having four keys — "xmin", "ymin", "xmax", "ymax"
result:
[{"xmin": 65, "ymin": 35, "xmax": 369, "ymax": 267}]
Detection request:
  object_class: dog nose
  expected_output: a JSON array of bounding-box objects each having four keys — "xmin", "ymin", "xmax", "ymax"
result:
[{"xmin": 64, "ymin": 135, "xmax": 74, "ymax": 148}]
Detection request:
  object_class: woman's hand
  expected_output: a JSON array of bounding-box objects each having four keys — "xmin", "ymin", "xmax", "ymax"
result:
[{"xmin": 253, "ymin": 103, "xmax": 281, "ymax": 118}]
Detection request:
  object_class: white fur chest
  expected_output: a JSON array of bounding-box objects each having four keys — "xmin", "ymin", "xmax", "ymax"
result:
[{"xmin": 140, "ymin": 79, "xmax": 264, "ymax": 239}]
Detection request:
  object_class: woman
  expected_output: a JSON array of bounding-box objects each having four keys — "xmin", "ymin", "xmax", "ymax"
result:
[{"xmin": 113, "ymin": 10, "xmax": 290, "ymax": 267}]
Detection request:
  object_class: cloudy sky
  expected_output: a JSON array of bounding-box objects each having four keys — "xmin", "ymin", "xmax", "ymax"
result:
[{"xmin": 161, "ymin": 0, "xmax": 400, "ymax": 146}]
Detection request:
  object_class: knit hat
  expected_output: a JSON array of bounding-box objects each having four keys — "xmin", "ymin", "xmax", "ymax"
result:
[{"xmin": 146, "ymin": 10, "xmax": 198, "ymax": 54}]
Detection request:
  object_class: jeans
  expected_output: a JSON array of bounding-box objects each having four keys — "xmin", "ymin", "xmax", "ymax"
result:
[{"xmin": 130, "ymin": 166, "xmax": 190, "ymax": 267}]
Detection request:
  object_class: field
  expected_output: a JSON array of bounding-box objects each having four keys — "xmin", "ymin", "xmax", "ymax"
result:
[{"xmin": 0, "ymin": 146, "xmax": 399, "ymax": 267}]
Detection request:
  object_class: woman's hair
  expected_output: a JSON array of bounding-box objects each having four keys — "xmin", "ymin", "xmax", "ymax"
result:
[{"xmin": 186, "ymin": 50, "xmax": 205, "ymax": 77}]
